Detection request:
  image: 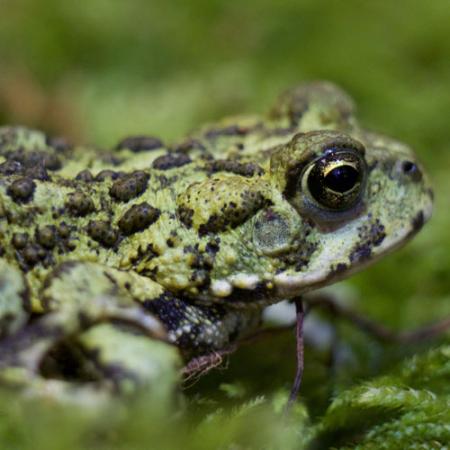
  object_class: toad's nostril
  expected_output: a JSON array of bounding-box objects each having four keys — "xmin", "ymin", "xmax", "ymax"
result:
[
  {"xmin": 401, "ymin": 160, "xmax": 422, "ymax": 181},
  {"xmin": 402, "ymin": 161, "xmax": 416, "ymax": 173}
]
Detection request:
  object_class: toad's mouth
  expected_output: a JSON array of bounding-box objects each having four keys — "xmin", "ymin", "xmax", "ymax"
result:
[{"xmin": 272, "ymin": 201, "xmax": 433, "ymax": 298}]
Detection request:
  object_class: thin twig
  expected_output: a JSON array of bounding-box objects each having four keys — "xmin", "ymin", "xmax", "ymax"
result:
[
  {"xmin": 309, "ymin": 294, "xmax": 450, "ymax": 344},
  {"xmin": 284, "ymin": 297, "xmax": 305, "ymax": 414}
]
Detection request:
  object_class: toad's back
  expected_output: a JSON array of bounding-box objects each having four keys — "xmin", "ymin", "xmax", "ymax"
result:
[{"xmin": 0, "ymin": 82, "xmax": 432, "ymax": 314}]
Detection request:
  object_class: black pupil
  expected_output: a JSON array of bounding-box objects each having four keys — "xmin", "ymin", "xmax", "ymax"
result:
[{"xmin": 324, "ymin": 165, "xmax": 359, "ymax": 193}]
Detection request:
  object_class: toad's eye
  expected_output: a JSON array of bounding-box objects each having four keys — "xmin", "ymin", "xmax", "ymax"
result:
[{"xmin": 303, "ymin": 150, "xmax": 366, "ymax": 210}]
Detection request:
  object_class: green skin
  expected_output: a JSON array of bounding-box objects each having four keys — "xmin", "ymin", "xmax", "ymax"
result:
[{"xmin": 0, "ymin": 82, "xmax": 433, "ymax": 405}]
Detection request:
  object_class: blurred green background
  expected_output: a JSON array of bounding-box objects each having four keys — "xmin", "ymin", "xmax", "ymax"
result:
[{"xmin": 0, "ymin": 0, "xmax": 449, "ymax": 448}]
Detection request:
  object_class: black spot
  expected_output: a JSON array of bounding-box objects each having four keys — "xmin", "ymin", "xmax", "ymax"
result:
[
  {"xmin": 110, "ymin": 171, "xmax": 149, "ymax": 202},
  {"xmin": 225, "ymin": 282, "xmax": 272, "ymax": 304},
  {"xmin": 75, "ymin": 169, "xmax": 94, "ymax": 182},
  {"xmin": 173, "ymin": 139, "xmax": 207, "ymax": 153},
  {"xmin": 87, "ymin": 220, "xmax": 119, "ymax": 247},
  {"xmin": 152, "ymin": 152, "xmax": 191, "ymax": 170},
  {"xmin": 411, "ymin": 211, "xmax": 425, "ymax": 232},
  {"xmin": 142, "ymin": 292, "xmax": 182, "ymax": 330},
  {"xmin": 207, "ymin": 160, "xmax": 264, "ymax": 177},
  {"xmin": 182, "ymin": 244, "xmax": 195, "ymax": 254},
  {"xmin": 181, "ymin": 245, "xmax": 214, "ymax": 288},
  {"xmin": 6, "ymin": 149, "xmax": 60, "ymax": 172},
  {"xmin": 100, "ymin": 153, "xmax": 123, "ymax": 166},
  {"xmin": 7, "ymin": 178, "xmax": 36, "ymax": 203},
  {"xmin": 129, "ymin": 243, "xmax": 159, "ymax": 267},
  {"xmin": 350, "ymin": 244, "xmax": 371, "ymax": 263},
  {"xmin": 118, "ymin": 202, "xmax": 160, "ymax": 235},
  {"xmin": 11, "ymin": 232, "xmax": 29, "ymax": 250},
  {"xmin": 58, "ymin": 229, "xmax": 72, "ymax": 249},
  {"xmin": 190, "ymin": 269, "xmax": 211, "ymax": 288},
  {"xmin": 26, "ymin": 164, "xmax": 50, "ymax": 181},
  {"xmin": 22, "ymin": 243, "xmax": 46, "ymax": 266},
  {"xmin": 156, "ymin": 174, "xmax": 177, "ymax": 189},
  {"xmin": 0, "ymin": 160, "xmax": 23, "ymax": 175},
  {"xmin": 65, "ymin": 191, "xmax": 96, "ymax": 217},
  {"xmin": 94, "ymin": 170, "xmax": 122, "ymax": 181},
  {"xmin": 178, "ymin": 206, "xmax": 194, "ymax": 228},
  {"xmin": 41, "ymin": 153, "xmax": 62, "ymax": 171},
  {"xmin": 330, "ymin": 262, "xmax": 348, "ymax": 275},
  {"xmin": 205, "ymin": 238, "xmax": 221, "ymax": 256},
  {"xmin": 198, "ymin": 192, "xmax": 268, "ymax": 236},
  {"xmin": 279, "ymin": 240, "xmax": 318, "ymax": 271},
  {"xmin": 13, "ymin": 231, "xmax": 61, "ymax": 271},
  {"xmin": 349, "ymin": 219, "xmax": 386, "ymax": 263},
  {"xmin": 36, "ymin": 225, "xmax": 57, "ymax": 249},
  {"xmin": 204, "ymin": 125, "xmax": 250, "ymax": 139},
  {"xmin": 45, "ymin": 135, "xmax": 72, "ymax": 153},
  {"xmin": 0, "ymin": 160, "xmax": 50, "ymax": 181},
  {"xmin": 57, "ymin": 222, "xmax": 71, "ymax": 239},
  {"xmin": 116, "ymin": 135, "xmax": 163, "ymax": 152}
]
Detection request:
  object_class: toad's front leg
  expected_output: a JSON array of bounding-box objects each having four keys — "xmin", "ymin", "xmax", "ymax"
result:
[{"xmin": 0, "ymin": 261, "xmax": 181, "ymax": 407}]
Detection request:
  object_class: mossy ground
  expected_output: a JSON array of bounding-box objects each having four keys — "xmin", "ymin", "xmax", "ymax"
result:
[{"xmin": 0, "ymin": 1, "xmax": 449, "ymax": 448}]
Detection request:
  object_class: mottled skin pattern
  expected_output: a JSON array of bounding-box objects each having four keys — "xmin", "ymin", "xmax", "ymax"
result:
[{"xmin": 0, "ymin": 82, "xmax": 433, "ymax": 404}]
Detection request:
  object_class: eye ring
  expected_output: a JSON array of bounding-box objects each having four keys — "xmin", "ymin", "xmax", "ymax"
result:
[{"xmin": 303, "ymin": 149, "xmax": 366, "ymax": 211}]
